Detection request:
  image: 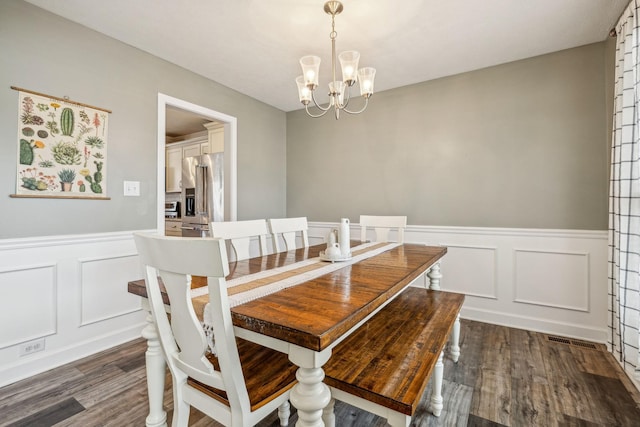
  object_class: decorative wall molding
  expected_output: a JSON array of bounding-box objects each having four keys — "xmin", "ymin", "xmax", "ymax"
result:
[
  {"xmin": 513, "ymin": 248, "xmax": 590, "ymax": 312},
  {"xmin": 309, "ymin": 221, "xmax": 608, "ymax": 343},
  {"xmin": 78, "ymin": 253, "xmax": 142, "ymax": 326},
  {"xmin": 0, "ymin": 230, "xmax": 148, "ymax": 387},
  {"xmin": 0, "ymin": 263, "xmax": 57, "ymax": 349},
  {"xmin": 0, "ymin": 224, "xmax": 609, "ymax": 387},
  {"xmin": 439, "ymin": 244, "xmax": 498, "ymax": 300}
]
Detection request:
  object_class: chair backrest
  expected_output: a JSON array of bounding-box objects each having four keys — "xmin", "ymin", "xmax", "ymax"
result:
[
  {"xmin": 210, "ymin": 219, "xmax": 269, "ymax": 261},
  {"xmin": 268, "ymin": 217, "xmax": 309, "ymax": 253},
  {"xmin": 359, "ymin": 215, "xmax": 407, "ymax": 243},
  {"xmin": 133, "ymin": 233, "xmax": 252, "ymax": 413}
]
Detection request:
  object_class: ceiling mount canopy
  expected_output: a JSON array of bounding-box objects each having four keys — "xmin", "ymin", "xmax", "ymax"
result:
[{"xmin": 296, "ymin": 1, "xmax": 376, "ymax": 120}]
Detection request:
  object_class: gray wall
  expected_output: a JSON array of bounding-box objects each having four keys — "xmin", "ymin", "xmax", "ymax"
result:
[
  {"xmin": 286, "ymin": 42, "xmax": 610, "ymax": 230},
  {"xmin": 0, "ymin": 0, "xmax": 287, "ymax": 239}
]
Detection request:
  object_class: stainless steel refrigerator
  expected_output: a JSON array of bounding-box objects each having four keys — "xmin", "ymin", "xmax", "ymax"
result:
[{"xmin": 180, "ymin": 153, "xmax": 223, "ymax": 237}]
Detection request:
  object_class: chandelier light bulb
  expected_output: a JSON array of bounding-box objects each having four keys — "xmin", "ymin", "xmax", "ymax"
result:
[{"xmin": 296, "ymin": 76, "xmax": 312, "ymax": 104}]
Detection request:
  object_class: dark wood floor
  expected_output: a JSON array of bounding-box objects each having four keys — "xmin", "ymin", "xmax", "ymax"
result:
[{"xmin": 1, "ymin": 319, "xmax": 639, "ymax": 426}]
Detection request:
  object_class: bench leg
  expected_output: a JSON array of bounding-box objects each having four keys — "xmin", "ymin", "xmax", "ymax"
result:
[
  {"xmin": 426, "ymin": 262, "xmax": 442, "ymax": 290},
  {"xmin": 430, "ymin": 351, "xmax": 444, "ymax": 417},
  {"xmin": 450, "ymin": 313, "xmax": 461, "ymax": 363},
  {"xmin": 278, "ymin": 400, "xmax": 291, "ymax": 426},
  {"xmin": 321, "ymin": 398, "xmax": 335, "ymax": 427}
]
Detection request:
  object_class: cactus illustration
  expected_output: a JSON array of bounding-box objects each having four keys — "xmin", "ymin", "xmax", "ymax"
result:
[
  {"xmin": 20, "ymin": 139, "xmax": 45, "ymax": 165},
  {"xmin": 20, "ymin": 139, "xmax": 34, "ymax": 165},
  {"xmin": 57, "ymin": 168, "xmax": 76, "ymax": 183},
  {"xmin": 85, "ymin": 161, "xmax": 103, "ymax": 193},
  {"xmin": 51, "ymin": 141, "xmax": 81, "ymax": 165},
  {"xmin": 60, "ymin": 107, "xmax": 74, "ymax": 136}
]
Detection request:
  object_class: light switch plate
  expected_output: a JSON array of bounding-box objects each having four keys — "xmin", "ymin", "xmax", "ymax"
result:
[{"xmin": 123, "ymin": 180, "xmax": 140, "ymax": 196}]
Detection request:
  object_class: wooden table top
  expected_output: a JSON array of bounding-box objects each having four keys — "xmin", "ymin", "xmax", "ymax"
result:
[{"xmin": 128, "ymin": 242, "xmax": 447, "ymax": 352}]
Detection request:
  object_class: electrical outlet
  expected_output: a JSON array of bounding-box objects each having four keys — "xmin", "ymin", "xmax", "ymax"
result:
[
  {"xmin": 19, "ymin": 338, "xmax": 45, "ymax": 357},
  {"xmin": 123, "ymin": 180, "xmax": 140, "ymax": 196}
]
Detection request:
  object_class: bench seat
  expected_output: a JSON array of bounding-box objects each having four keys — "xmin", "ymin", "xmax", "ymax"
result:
[{"xmin": 323, "ymin": 287, "xmax": 464, "ymax": 426}]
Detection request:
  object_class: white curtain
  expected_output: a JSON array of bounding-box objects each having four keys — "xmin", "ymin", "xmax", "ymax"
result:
[{"xmin": 609, "ymin": 0, "xmax": 640, "ymax": 386}]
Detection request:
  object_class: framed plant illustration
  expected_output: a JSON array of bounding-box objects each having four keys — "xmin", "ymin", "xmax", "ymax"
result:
[{"xmin": 11, "ymin": 87, "xmax": 111, "ymax": 199}]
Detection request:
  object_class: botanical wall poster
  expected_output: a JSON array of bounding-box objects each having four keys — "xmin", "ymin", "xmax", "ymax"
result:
[{"xmin": 14, "ymin": 89, "xmax": 110, "ymax": 198}]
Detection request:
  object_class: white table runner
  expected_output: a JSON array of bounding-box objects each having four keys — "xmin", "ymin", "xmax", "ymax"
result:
[{"xmin": 192, "ymin": 241, "xmax": 398, "ymax": 307}]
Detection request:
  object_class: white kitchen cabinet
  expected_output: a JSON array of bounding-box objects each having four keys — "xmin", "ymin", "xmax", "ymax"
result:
[
  {"xmin": 165, "ymin": 146, "xmax": 183, "ymax": 193},
  {"xmin": 165, "ymin": 135, "xmax": 209, "ymax": 192},
  {"xmin": 182, "ymin": 143, "xmax": 201, "ymax": 159},
  {"xmin": 204, "ymin": 123, "xmax": 224, "ymax": 153}
]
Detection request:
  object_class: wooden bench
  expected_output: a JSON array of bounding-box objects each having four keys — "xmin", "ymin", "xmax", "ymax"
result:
[{"xmin": 322, "ymin": 287, "xmax": 465, "ymax": 427}]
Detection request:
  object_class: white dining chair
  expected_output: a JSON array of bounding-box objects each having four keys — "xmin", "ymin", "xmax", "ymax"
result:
[
  {"xmin": 210, "ymin": 219, "xmax": 269, "ymax": 261},
  {"xmin": 268, "ymin": 217, "xmax": 309, "ymax": 253},
  {"xmin": 359, "ymin": 215, "xmax": 407, "ymax": 243},
  {"xmin": 134, "ymin": 233, "xmax": 296, "ymax": 427}
]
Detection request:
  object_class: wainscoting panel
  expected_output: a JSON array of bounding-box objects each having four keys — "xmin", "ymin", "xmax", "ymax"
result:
[
  {"xmin": 0, "ymin": 263, "xmax": 57, "ymax": 349},
  {"xmin": 0, "ymin": 231, "xmax": 150, "ymax": 387},
  {"xmin": 309, "ymin": 222, "xmax": 608, "ymax": 343},
  {"xmin": 79, "ymin": 254, "xmax": 143, "ymax": 326},
  {"xmin": 439, "ymin": 245, "xmax": 498, "ymax": 299},
  {"xmin": 514, "ymin": 249, "xmax": 590, "ymax": 312},
  {"xmin": 0, "ymin": 225, "xmax": 609, "ymax": 388}
]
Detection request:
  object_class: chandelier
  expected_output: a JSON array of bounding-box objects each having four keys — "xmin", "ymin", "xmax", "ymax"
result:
[{"xmin": 296, "ymin": 1, "xmax": 376, "ymax": 119}]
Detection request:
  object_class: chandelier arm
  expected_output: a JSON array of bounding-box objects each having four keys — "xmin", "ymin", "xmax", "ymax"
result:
[
  {"xmin": 305, "ymin": 102, "xmax": 331, "ymax": 118},
  {"xmin": 342, "ymin": 96, "xmax": 370, "ymax": 115},
  {"xmin": 310, "ymin": 90, "xmax": 331, "ymax": 112},
  {"xmin": 340, "ymin": 86, "xmax": 352, "ymax": 109}
]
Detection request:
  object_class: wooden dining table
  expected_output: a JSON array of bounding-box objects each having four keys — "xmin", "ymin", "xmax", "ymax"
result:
[{"xmin": 128, "ymin": 241, "xmax": 448, "ymax": 427}]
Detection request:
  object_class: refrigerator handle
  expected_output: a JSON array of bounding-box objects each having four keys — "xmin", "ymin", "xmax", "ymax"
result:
[{"xmin": 196, "ymin": 165, "xmax": 208, "ymax": 216}]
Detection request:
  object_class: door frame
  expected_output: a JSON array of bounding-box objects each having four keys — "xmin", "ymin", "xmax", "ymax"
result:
[{"xmin": 157, "ymin": 93, "xmax": 237, "ymax": 232}]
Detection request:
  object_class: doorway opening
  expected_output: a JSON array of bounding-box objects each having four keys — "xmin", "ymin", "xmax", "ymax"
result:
[{"xmin": 156, "ymin": 93, "xmax": 237, "ymax": 232}]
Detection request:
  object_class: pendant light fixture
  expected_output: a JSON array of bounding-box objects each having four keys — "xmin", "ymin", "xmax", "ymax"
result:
[{"xmin": 296, "ymin": 1, "xmax": 376, "ymax": 119}]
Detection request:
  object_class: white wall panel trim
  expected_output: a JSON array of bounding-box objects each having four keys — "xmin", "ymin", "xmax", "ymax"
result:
[
  {"xmin": 0, "ymin": 229, "xmax": 156, "ymax": 251},
  {"xmin": 440, "ymin": 244, "xmax": 499, "ymax": 300},
  {"xmin": 308, "ymin": 222, "xmax": 607, "ymax": 343},
  {"xmin": 406, "ymin": 225, "xmax": 606, "ymax": 240},
  {"xmin": 309, "ymin": 221, "xmax": 607, "ymax": 240},
  {"xmin": 78, "ymin": 253, "xmax": 142, "ymax": 327},
  {"xmin": 0, "ymin": 263, "xmax": 57, "ymax": 349},
  {"xmin": 0, "ymin": 261, "xmax": 57, "ymax": 274},
  {"xmin": 513, "ymin": 248, "xmax": 590, "ymax": 312}
]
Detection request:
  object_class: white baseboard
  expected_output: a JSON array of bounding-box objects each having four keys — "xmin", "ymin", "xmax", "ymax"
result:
[
  {"xmin": 460, "ymin": 306, "xmax": 608, "ymax": 343},
  {"xmin": 0, "ymin": 321, "xmax": 145, "ymax": 387}
]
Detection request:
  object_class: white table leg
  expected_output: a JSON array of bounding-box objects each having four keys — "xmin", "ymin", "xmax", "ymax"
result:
[
  {"xmin": 288, "ymin": 347, "xmax": 332, "ymax": 427},
  {"xmin": 141, "ymin": 307, "xmax": 167, "ymax": 427},
  {"xmin": 427, "ymin": 262, "xmax": 442, "ymax": 290},
  {"xmin": 450, "ymin": 313, "xmax": 461, "ymax": 363},
  {"xmin": 430, "ymin": 350, "xmax": 444, "ymax": 417}
]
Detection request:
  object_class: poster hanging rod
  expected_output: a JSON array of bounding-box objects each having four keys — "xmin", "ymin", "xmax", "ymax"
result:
[{"xmin": 10, "ymin": 86, "xmax": 112, "ymax": 114}]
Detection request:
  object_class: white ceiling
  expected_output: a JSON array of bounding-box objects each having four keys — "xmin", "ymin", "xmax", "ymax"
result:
[
  {"xmin": 26, "ymin": 0, "xmax": 626, "ymax": 114},
  {"xmin": 165, "ymin": 106, "xmax": 214, "ymax": 139}
]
